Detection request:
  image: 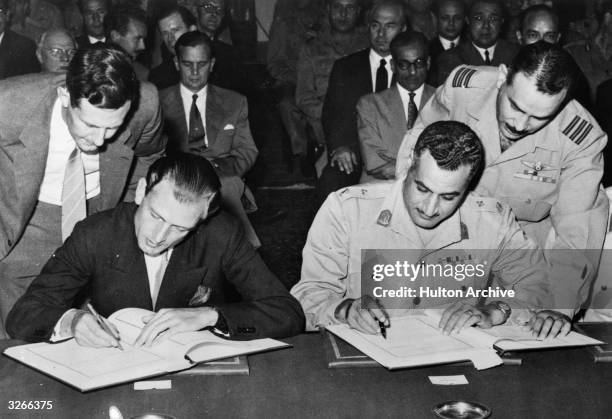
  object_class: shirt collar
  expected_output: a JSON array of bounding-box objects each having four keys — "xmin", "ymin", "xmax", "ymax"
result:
[
  {"xmin": 472, "ymin": 42, "xmax": 497, "ymax": 61},
  {"xmin": 397, "ymin": 82, "xmax": 425, "ymax": 98},
  {"xmin": 369, "ymin": 48, "xmax": 390, "ymax": 67},
  {"xmin": 0, "ymin": 32, "xmax": 4, "ymax": 45},
  {"xmin": 180, "ymin": 83, "xmax": 208, "ymax": 101},
  {"xmin": 439, "ymin": 35, "xmax": 460, "ymax": 49},
  {"xmin": 88, "ymin": 35, "xmax": 105, "ymax": 44}
]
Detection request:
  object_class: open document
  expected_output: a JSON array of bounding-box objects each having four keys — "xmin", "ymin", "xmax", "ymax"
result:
[
  {"xmin": 3, "ymin": 308, "xmax": 289, "ymax": 392},
  {"xmin": 326, "ymin": 311, "xmax": 603, "ymax": 371}
]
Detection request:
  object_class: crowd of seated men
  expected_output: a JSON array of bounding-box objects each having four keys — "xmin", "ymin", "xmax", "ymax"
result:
[{"xmin": 1, "ymin": 0, "xmax": 612, "ymax": 347}]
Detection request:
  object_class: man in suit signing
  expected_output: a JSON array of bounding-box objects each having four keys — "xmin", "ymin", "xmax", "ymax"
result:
[
  {"xmin": 159, "ymin": 31, "xmax": 260, "ymax": 248},
  {"xmin": 7, "ymin": 153, "xmax": 305, "ymax": 345},
  {"xmin": 318, "ymin": 0, "xmax": 407, "ymax": 202},
  {"xmin": 433, "ymin": 0, "xmax": 519, "ymax": 86},
  {"xmin": 358, "ymin": 31, "xmax": 435, "ymax": 183},
  {"xmin": 0, "ymin": 45, "xmax": 166, "ymax": 338}
]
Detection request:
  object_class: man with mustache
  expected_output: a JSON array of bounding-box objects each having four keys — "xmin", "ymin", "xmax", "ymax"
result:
[{"xmin": 395, "ymin": 42, "xmax": 609, "ymax": 322}]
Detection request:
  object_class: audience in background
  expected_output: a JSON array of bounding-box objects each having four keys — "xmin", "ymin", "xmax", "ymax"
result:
[
  {"xmin": 403, "ymin": 0, "xmax": 436, "ymax": 39},
  {"xmin": 295, "ymin": 0, "xmax": 368, "ymax": 176},
  {"xmin": 9, "ymin": 0, "xmax": 64, "ymax": 43},
  {"xmin": 36, "ymin": 28, "xmax": 76, "ymax": 73},
  {"xmin": 76, "ymin": 0, "xmax": 109, "ymax": 47},
  {"xmin": 516, "ymin": 4, "xmax": 560, "ymax": 45},
  {"xmin": 0, "ymin": 0, "xmax": 40, "ymax": 80},
  {"xmin": 433, "ymin": 0, "xmax": 519, "ymax": 86},
  {"xmin": 159, "ymin": 31, "xmax": 260, "ymax": 248},
  {"xmin": 318, "ymin": 0, "xmax": 407, "ymax": 202},
  {"xmin": 149, "ymin": 5, "xmax": 197, "ymax": 90},
  {"xmin": 105, "ymin": 4, "xmax": 149, "ymax": 80},
  {"xmin": 357, "ymin": 31, "xmax": 434, "ymax": 183},
  {"xmin": 429, "ymin": 0, "xmax": 465, "ymax": 58}
]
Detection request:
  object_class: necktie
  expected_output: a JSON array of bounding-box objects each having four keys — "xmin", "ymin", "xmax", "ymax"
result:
[
  {"xmin": 61, "ymin": 148, "xmax": 86, "ymax": 241},
  {"xmin": 375, "ymin": 58, "xmax": 388, "ymax": 92},
  {"xmin": 188, "ymin": 93, "xmax": 206, "ymax": 149},
  {"xmin": 449, "ymin": 42, "xmax": 455, "ymax": 49},
  {"xmin": 484, "ymin": 49, "xmax": 491, "ymax": 65},
  {"xmin": 407, "ymin": 92, "xmax": 418, "ymax": 130},
  {"xmin": 151, "ymin": 252, "xmax": 170, "ymax": 310}
]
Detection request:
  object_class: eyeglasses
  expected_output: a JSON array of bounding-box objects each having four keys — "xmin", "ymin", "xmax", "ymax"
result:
[
  {"xmin": 471, "ymin": 15, "xmax": 502, "ymax": 25},
  {"xmin": 46, "ymin": 48, "xmax": 76, "ymax": 59},
  {"xmin": 396, "ymin": 58, "xmax": 428, "ymax": 71},
  {"xmin": 199, "ymin": 4, "xmax": 224, "ymax": 15}
]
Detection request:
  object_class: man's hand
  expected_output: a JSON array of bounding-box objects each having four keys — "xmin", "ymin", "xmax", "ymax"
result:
[
  {"xmin": 134, "ymin": 307, "xmax": 219, "ymax": 347},
  {"xmin": 71, "ymin": 310, "xmax": 120, "ymax": 348},
  {"xmin": 439, "ymin": 302, "xmax": 496, "ymax": 334},
  {"xmin": 336, "ymin": 296, "xmax": 389, "ymax": 335},
  {"xmin": 525, "ymin": 310, "xmax": 571, "ymax": 339},
  {"xmin": 330, "ymin": 146, "xmax": 358, "ymax": 174}
]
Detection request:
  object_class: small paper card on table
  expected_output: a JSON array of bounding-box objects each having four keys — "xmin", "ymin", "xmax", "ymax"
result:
[{"xmin": 428, "ymin": 375, "xmax": 469, "ymax": 385}]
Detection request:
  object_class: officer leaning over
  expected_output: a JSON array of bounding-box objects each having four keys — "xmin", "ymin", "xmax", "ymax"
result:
[{"xmin": 395, "ymin": 42, "xmax": 609, "ymax": 320}]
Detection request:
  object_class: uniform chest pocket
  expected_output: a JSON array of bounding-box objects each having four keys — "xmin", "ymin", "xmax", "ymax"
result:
[{"xmin": 501, "ymin": 196, "xmax": 552, "ymax": 222}]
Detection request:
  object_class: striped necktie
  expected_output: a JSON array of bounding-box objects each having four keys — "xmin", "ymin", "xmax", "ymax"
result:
[
  {"xmin": 188, "ymin": 93, "xmax": 206, "ymax": 150},
  {"xmin": 61, "ymin": 148, "xmax": 86, "ymax": 241}
]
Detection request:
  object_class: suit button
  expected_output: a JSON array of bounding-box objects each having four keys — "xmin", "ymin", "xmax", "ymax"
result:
[{"xmin": 7, "ymin": 239, "xmax": 12, "ymax": 247}]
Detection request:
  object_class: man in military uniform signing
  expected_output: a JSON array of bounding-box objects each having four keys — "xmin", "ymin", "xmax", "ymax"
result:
[
  {"xmin": 292, "ymin": 121, "xmax": 566, "ymax": 338},
  {"xmin": 395, "ymin": 42, "xmax": 609, "ymax": 319}
]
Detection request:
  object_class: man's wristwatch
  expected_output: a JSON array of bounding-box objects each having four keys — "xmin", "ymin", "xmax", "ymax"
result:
[{"xmin": 491, "ymin": 301, "xmax": 512, "ymax": 324}]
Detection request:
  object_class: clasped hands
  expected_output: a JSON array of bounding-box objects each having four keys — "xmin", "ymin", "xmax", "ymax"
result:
[
  {"xmin": 337, "ymin": 297, "xmax": 571, "ymax": 339},
  {"xmin": 71, "ymin": 307, "xmax": 219, "ymax": 348}
]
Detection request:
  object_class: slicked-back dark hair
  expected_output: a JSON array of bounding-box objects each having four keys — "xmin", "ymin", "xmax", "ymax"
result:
[
  {"xmin": 413, "ymin": 121, "xmax": 484, "ymax": 180},
  {"xmin": 157, "ymin": 5, "xmax": 196, "ymax": 28},
  {"xmin": 174, "ymin": 30, "xmax": 213, "ymax": 59},
  {"xmin": 433, "ymin": 0, "xmax": 465, "ymax": 17},
  {"xmin": 145, "ymin": 152, "xmax": 221, "ymax": 215},
  {"xmin": 104, "ymin": 4, "xmax": 146, "ymax": 38},
  {"xmin": 468, "ymin": 0, "xmax": 505, "ymax": 18},
  {"xmin": 390, "ymin": 30, "xmax": 429, "ymax": 60},
  {"xmin": 507, "ymin": 41, "xmax": 577, "ymax": 96},
  {"xmin": 518, "ymin": 4, "xmax": 559, "ymax": 33},
  {"xmin": 66, "ymin": 43, "xmax": 138, "ymax": 109}
]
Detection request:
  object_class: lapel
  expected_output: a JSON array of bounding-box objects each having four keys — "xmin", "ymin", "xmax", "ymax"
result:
[
  {"xmin": 384, "ymin": 86, "xmax": 408, "ymax": 138},
  {"xmin": 460, "ymin": 42, "xmax": 486, "ymax": 65},
  {"xmin": 155, "ymin": 233, "xmax": 209, "ymax": 309},
  {"xmin": 165, "ymin": 85, "xmax": 189, "ymax": 150},
  {"xmin": 359, "ymin": 49, "xmax": 374, "ymax": 93},
  {"xmin": 98, "ymin": 139, "xmax": 134, "ymax": 210},
  {"xmin": 205, "ymin": 85, "xmax": 222, "ymax": 147},
  {"xmin": 14, "ymin": 86, "xmax": 57, "ymax": 214}
]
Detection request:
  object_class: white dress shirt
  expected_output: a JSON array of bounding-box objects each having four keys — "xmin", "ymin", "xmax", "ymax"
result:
[
  {"xmin": 38, "ymin": 98, "xmax": 100, "ymax": 205},
  {"xmin": 88, "ymin": 35, "xmax": 105, "ymax": 44},
  {"xmin": 397, "ymin": 83, "xmax": 425, "ymax": 120},
  {"xmin": 439, "ymin": 36, "xmax": 460, "ymax": 50},
  {"xmin": 369, "ymin": 49, "xmax": 393, "ymax": 92},
  {"xmin": 472, "ymin": 43, "xmax": 497, "ymax": 63},
  {"xmin": 180, "ymin": 83, "xmax": 208, "ymax": 147}
]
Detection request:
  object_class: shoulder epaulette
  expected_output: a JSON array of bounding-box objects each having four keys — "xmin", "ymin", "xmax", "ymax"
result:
[
  {"xmin": 452, "ymin": 67, "xmax": 477, "ymax": 88},
  {"xmin": 337, "ymin": 184, "xmax": 389, "ymax": 201},
  {"xmin": 562, "ymin": 115, "xmax": 594, "ymax": 145}
]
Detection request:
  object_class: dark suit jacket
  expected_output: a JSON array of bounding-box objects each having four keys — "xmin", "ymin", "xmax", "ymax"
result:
[
  {"xmin": 0, "ymin": 73, "xmax": 166, "ymax": 260},
  {"xmin": 322, "ymin": 48, "xmax": 373, "ymax": 154},
  {"xmin": 75, "ymin": 35, "xmax": 105, "ymax": 49},
  {"xmin": 148, "ymin": 41, "xmax": 243, "ymax": 93},
  {"xmin": 6, "ymin": 203, "xmax": 305, "ymax": 342},
  {"xmin": 160, "ymin": 84, "xmax": 258, "ymax": 177},
  {"xmin": 0, "ymin": 30, "xmax": 40, "ymax": 80},
  {"xmin": 428, "ymin": 37, "xmax": 445, "ymax": 61},
  {"xmin": 433, "ymin": 39, "xmax": 519, "ymax": 86},
  {"xmin": 357, "ymin": 83, "xmax": 435, "ymax": 182}
]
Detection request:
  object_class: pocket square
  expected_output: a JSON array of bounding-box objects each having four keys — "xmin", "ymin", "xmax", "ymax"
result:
[{"xmin": 223, "ymin": 124, "xmax": 235, "ymax": 130}]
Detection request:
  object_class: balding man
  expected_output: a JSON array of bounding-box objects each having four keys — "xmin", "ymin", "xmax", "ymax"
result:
[
  {"xmin": 36, "ymin": 28, "xmax": 76, "ymax": 73},
  {"xmin": 318, "ymin": 0, "xmax": 407, "ymax": 202},
  {"xmin": 516, "ymin": 5, "xmax": 560, "ymax": 45}
]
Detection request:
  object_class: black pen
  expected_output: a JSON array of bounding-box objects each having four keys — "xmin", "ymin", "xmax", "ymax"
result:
[
  {"xmin": 378, "ymin": 320, "xmax": 387, "ymax": 339},
  {"xmin": 86, "ymin": 303, "xmax": 124, "ymax": 350}
]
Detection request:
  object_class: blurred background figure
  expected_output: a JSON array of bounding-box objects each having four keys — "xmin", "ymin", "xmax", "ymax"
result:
[
  {"xmin": 0, "ymin": 0, "xmax": 40, "ymax": 80},
  {"xmin": 516, "ymin": 4, "xmax": 560, "ymax": 45},
  {"xmin": 403, "ymin": 0, "xmax": 435, "ymax": 39},
  {"xmin": 36, "ymin": 27, "xmax": 76, "ymax": 73},
  {"xmin": 9, "ymin": 0, "xmax": 63, "ymax": 43},
  {"xmin": 105, "ymin": 3, "xmax": 149, "ymax": 80},
  {"xmin": 76, "ymin": 0, "xmax": 108, "ymax": 47}
]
